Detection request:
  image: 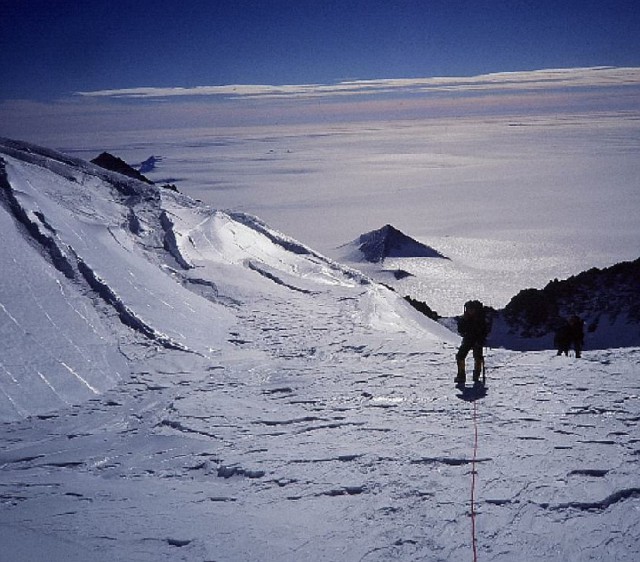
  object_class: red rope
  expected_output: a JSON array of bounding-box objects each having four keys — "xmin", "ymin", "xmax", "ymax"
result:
[{"xmin": 470, "ymin": 399, "xmax": 479, "ymax": 562}]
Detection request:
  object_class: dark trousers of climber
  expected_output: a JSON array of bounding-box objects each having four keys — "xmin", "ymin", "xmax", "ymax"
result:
[{"xmin": 456, "ymin": 338, "xmax": 483, "ymax": 382}]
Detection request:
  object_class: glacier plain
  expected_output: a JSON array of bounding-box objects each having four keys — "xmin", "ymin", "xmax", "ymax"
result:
[
  {"xmin": 59, "ymin": 113, "xmax": 640, "ymax": 316},
  {"xmin": 0, "ymin": 120, "xmax": 639, "ymax": 562}
]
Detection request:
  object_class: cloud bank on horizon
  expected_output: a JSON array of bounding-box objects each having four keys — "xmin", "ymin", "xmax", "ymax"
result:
[
  {"xmin": 75, "ymin": 66, "xmax": 640, "ymax": 101},
  {"xmin": 2, "ymin": 1, "xmax": 640, "ymax": 140},
  {"xmin": 4, "ymin": 66, "xmax": 640, "ymax": 141}
]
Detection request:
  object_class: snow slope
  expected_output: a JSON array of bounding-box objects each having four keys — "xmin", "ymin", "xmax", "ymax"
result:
[
  {"xmin": 0, "ymin": 138, "xmax": 449, "ymax": 422},
  {"xmin": 0, "ymin": 139, "xmax": 639, "ymax": 561}
]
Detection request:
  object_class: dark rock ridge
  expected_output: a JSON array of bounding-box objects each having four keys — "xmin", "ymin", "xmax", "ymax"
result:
[
  {"xmin": 91, "ymin": 152, "xmax": 154, "ymax": 184},
  {"xmin": 404, "ymin": 295, "xmax": 440, "ymax": 321},
  {"xmin": 498, "ymin": 258, "xmax": 640, "ymax": 348},
  {"xmin": 402, "ymin": 257, "xmax": 640, "ymax": 350},
  {"xmin": 357, "ymin": 224, "xmax": 447, "ymax": 263},
  {"xmin": 387, "ymin": 269, "xmax": 413, "ymax": 280}
]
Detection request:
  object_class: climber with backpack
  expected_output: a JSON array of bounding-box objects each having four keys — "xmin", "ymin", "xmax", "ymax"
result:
[
  {"xmin": 554, "ymin": 314, "xmax": 584, "ymax": 358},
  {"xmin": 455, "ymin": 300, "xmax": 492, "ymax": 387}
]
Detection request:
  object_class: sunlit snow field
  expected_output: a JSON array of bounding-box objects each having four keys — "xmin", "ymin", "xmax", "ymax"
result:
[{"xmin": 59, "ymin": 112, "xmax": 640, "ymax": 315}]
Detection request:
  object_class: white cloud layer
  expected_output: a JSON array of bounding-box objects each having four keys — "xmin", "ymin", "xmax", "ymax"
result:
[{"xmin": 75, "ymin": 66, "xmax": 640, "ymax": 100}]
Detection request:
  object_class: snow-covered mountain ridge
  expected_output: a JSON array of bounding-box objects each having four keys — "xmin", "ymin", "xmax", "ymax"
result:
[{"xmin": 0, "ymin": 137, "xmax": 449, "ymax": 422}]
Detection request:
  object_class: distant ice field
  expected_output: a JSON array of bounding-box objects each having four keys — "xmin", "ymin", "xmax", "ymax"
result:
[
  {"xmin": 61, "ymin": 113, "xmax": 640, "ymax": 315},
  {"xmin": 357, "ymin": 236, "xmax": 603, "ymax": 316}
]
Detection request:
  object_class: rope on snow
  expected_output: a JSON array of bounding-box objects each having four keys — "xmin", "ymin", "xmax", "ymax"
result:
[{"xmin": 470, "ymin": 397, "xmax": 480, "ymax": 562}]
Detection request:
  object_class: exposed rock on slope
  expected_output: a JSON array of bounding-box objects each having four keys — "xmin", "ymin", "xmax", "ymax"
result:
[
  {"xmin": 138, "ymin": 155, "xmax": 162, "ymax": 174},
  {"xmin": 492, "ymin": 258, "xmax": 640, "ymax": 349},
  {"xmin": 91, "ymin": 152, "xmax": 154, "ymax": 184},
  {"xmin": 353, "ymin": 224, "xmax": 447, "ymax": 263}
]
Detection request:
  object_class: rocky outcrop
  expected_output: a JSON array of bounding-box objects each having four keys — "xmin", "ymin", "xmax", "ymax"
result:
[
  {"xmin": 91, "ymin": 152, "xmax": 153, "ymax": 184},
  {"xmin": 494, "ymin": 258, "xmax": 640, "ymax": 349},
  {"xmin": 356, "ymin": 224, "xmax": 447, "ymax": 263}
]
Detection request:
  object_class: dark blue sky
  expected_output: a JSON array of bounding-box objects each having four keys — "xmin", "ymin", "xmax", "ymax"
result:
[{"xmin": 2, "ymin": 0, "xmax": 640, "ymax": 102}]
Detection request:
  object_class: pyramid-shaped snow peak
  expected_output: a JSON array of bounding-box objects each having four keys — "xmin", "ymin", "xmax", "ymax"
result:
[{"xmin": 356, "ymin": 224, "xmax": 447, "ymax": 263}]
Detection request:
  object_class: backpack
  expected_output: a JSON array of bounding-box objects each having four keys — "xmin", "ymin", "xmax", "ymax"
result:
[
  {"xmin": 462, "ymin": 300, "xmax": 492, "ymax": 340},
  {"xmin": 464, "ymin": 300, "xmax": 484, "ymax": 315}
]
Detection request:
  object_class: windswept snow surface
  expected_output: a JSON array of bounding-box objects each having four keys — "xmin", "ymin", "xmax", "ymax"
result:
[{"xmin": 0, "ymin": 140, "xmax": 639, "ymax": 561}]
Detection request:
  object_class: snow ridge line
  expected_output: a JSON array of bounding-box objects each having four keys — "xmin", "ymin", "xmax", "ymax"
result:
[
  {"xmin": 229, "ymin": 211, "xmax": 315, "ymax": 257},
  {"xmin": 1, "ymin": 158, "xmax": 190, "ymax": 354},
  {"xmin": 159, "ymin": 211, "xmax": 193, "ymax": 270},
  {"xmin": 0, "ymin": 139, "xmax": 85, "ymax": 184},
  {"xmin": 230, "ymin": 210, "xmax": 370, "ymax": 286},
  {"xmin": 75, "ymin": 257, "xmax": 191, "ymax": 354},
  {"xmin": 2, "ymin": 154, "xmax": 205, "ymax": 357},
  {"xmin": 540, "ymin": 487, "xmax": 640, "ymax": 512},
  {"xmin": 0, "ymin": 159, "xmax": 75, "ymax": 279},
  {"xmin": 0, "ymin": 138, "xmax": 159, "ymax": 201},
  {"xmin": 246, "ymin": 260, "xmax": 315, "ymax": 294}
]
